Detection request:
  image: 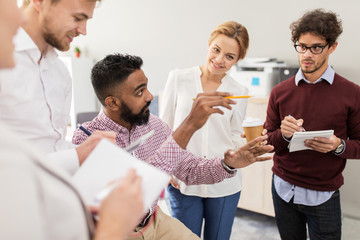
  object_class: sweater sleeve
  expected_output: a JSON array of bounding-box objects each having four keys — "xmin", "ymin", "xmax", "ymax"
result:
[
  {"xmin": 264, "ymin": 87, "xmax": 291, "ymax": 152},
  {"xmin": 340, "ymin": 87, "xmax": 360, "ymax": 159}
]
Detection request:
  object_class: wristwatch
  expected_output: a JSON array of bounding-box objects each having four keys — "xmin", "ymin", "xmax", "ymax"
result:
[
  {"xmin": 221, "ymin": 159, "xmax": 236, "ymax": 174},
  {"xmin": 334, "ymin": 139, "xmax": 345, "ymax": 154}
]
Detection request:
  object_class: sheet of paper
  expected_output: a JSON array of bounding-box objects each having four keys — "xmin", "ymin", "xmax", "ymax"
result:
[
  {"xmin": 72, "ymin": 139, "xmax": 170, "ymax": 211},
  {"xmin": 288, "ymin": 130, "xmax": 334, "ymax": 152}
]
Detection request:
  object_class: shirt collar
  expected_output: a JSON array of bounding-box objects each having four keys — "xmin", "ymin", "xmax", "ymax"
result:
[
  {"xmin": 197, "ymin": 65, "xmax": 231, "ymax": 82},
  {"xmin": 98, "ymin": 109, "xmax": 130, "ymax": 134},
  {"xmin": 14, "ymin": 28, "xmax": 59, "ymax": 65},
  {"xmin": 295, "ymin": 65, "xmax": 335, "ymax": 86},
  {"xmin": 98, "ymin": 109, "xmax": 156, "ymax": 138},
  {"xmin": 14, "ymin": 28, "xmax": 38, "ymax": 52}
]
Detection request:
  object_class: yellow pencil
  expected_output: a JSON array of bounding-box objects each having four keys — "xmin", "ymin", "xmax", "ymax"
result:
[
  {"xmin": 192, "ymin": 95, "xmax": 251, "ymax": 100},
  {"xmin": 225, "ymin": 95, "xmax": 251, "ymax": 99}
]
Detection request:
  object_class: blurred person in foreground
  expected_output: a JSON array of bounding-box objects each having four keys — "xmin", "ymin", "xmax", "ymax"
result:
[
  {"xmin": 0, "ymin": 0, "xmax": 112, "ymax": 175},
  {"xmin": 0, "ymin": 1, "xmax": 144, "ymax": 239}
]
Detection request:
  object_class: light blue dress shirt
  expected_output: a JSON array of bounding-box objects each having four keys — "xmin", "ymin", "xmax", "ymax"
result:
[{"xmin": 274, "ymin": 65, "xmax": 336, "ymax": 206}]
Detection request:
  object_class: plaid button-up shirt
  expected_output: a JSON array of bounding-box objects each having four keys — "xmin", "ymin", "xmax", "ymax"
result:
[{"xmin": 72, "ymin": 110, "xmax": 235, "ymax": 223}]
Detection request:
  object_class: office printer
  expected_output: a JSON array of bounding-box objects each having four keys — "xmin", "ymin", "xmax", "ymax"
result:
[{"xmin": 229, "ymin": 58, "xmax": 287, "ymax": 97}]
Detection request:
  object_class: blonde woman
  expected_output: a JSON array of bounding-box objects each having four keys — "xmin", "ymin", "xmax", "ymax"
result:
[{"xmin": 160, "ymin": 21, "xmax": 249, "ymax": 239}]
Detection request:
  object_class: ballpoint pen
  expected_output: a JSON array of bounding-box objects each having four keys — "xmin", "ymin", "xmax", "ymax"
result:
[
  {"xmin": 287, "ymin": 114, "xmax": 305, "ymax": 132},
  {"xmin": 79, "ymin": 125, "xmax": 92, "ymax": 136}
]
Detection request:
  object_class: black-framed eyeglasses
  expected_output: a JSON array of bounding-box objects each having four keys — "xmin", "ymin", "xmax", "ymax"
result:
[{"xmin": 294, "ymin": 43, "xmax": 329, "ymax": 54}]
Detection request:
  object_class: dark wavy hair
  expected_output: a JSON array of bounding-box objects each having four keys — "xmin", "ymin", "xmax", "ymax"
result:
[
  {"xmin": 290, "ymin": 9, "xmax": 343, "ymax": 46},
  {"xmin": 91, "ymin": 53, "xmax": 143, "ymax": 106}
]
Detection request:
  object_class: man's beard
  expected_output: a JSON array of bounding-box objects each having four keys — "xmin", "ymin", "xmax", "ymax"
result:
[
  {"xmin": 120, "ymin": 101, "xmax": 151, "ymax": 126},
  {"xmin": 43, "ymin": 31, "xmax": 69, "ymax": 51},
  {"xmin": 42, "ymin": 18, "xmax": 72, "ymax": 51},
  {"xmin": 300, "ymin": 58, "xmax": 326, "ymax": 74}
]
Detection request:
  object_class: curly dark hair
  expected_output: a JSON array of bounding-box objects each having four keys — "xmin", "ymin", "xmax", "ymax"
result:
[
  {"xmin": 91, "ymin": 53, "xmax": 143, "ymax": 106},
  {"xmin": 290, "ymin": 9, "xmax": 343, "ymax": 46}
]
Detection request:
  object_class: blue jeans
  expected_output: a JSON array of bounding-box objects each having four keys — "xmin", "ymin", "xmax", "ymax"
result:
[
  {"xmin": 272, "ymin": 180, "xmax": 342, "ymax": 240},
  {"xmin": 167, "ymin": 185, "xmax": 240, "ymax": 240}
]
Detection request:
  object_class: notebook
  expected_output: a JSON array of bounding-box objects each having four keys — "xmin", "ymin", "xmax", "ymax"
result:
[
  {"xmin": 72, "ymin": 139, "xmax": 170, "ymax": 211},
  {"xmin": 288, "ymin": 130, "xmax": 334, "ymax": 152}
]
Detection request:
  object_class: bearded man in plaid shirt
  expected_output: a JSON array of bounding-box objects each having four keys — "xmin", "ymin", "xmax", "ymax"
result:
[{"xmin": 73, "ymin": 53, "xmax": 273, "ymax": 240}]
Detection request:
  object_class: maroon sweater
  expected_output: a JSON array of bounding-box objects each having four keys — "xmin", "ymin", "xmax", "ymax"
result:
[{"xmin": 265, "ymin": 73, "xmax": 360, "ymax": 191}]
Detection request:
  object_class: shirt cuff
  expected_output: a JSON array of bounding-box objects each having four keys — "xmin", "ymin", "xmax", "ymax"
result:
[
  {"xmin": 47, "ymin": 149, "xmax": 79, "ymax": 175},
  {"xmin": 164, "ymin": 136, "xmax": 236, "ymax": 182},
  {"xmin": 221, "ymin": 159, "xmax": 237, "ymax": 174},
  {"xmin": 282, "ymin": 133, "xmax": 292, "ymax": 142}
]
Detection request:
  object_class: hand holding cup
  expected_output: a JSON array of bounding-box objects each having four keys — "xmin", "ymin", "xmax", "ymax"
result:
[{"xmin": 242, "ymin": 118, "xmax": 264, "ymax": 143}]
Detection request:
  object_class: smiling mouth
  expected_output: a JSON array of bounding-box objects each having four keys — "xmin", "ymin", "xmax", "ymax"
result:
[
  {"xmin": 212, "ymin": 61, "xmax": 224, "ymax": 69},
  {"xmin": 67, "ymin": 32, "xmax": 79, "ymax": 42}
]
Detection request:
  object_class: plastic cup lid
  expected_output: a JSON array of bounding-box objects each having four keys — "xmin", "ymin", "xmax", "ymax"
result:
[{"xmin": 242, "ymin": 117, "xmax": 264, "ymax": 127}]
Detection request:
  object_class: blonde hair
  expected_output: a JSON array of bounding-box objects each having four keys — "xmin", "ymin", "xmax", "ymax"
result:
[
  {"xmin": 208, "ymin": 21, "xmax": 249, "ymax": 60},
  {"xmin": 22, "ymin": 0, "xmax": 101, "ymax": 8}
]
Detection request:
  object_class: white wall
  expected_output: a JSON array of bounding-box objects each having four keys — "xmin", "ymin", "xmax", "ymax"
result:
[
  {"xmin": 65, "ymin": 0, "xmax": 360, "ymax": 218},
  {"xmin": 67, "ymin": 0, "xmax": 360, "ymax": 94}
]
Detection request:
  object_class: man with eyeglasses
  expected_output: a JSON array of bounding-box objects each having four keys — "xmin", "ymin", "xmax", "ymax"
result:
[{"xmin": 264, "ymin": 9, "xmax": 360, "ymax": 240}]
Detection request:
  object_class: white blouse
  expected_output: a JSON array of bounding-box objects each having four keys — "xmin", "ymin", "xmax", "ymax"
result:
[{"xmin": 160, "ymin": 66, "xmax": 248, "ymax": 197}]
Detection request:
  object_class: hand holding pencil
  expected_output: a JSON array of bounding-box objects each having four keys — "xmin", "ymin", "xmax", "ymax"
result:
[{"xmin": 173, "ymin": 91, "xmax": 237, "ymax": 148}]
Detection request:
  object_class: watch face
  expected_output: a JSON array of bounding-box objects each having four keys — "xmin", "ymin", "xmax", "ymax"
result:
[{"xmin": 336, "ymin": 143, "xmax": 344, "ymax": 153}]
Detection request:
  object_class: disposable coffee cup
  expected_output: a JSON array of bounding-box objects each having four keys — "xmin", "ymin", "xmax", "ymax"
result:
[{"xmin": 243, "ymin": 118, "xmax": 264, "ymax": 143}]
